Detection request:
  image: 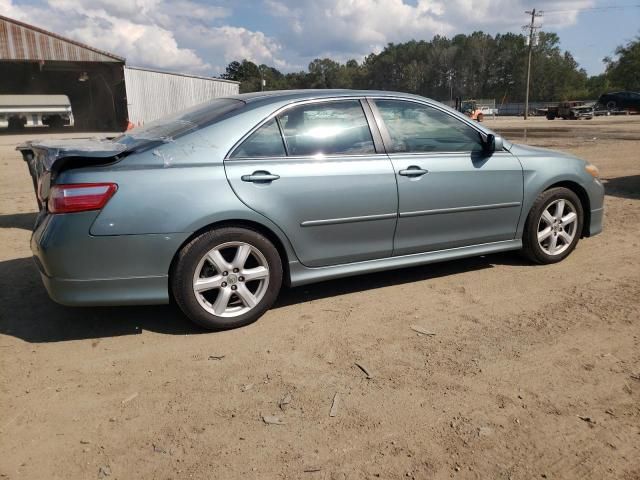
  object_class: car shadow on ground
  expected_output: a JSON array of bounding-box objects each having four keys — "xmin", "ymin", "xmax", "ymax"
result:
[
  {"xmin": 0, "ymin": 252, "xmax": 529, "ymax": 344},
  {"xmin": 0, "ymin": 212, "xmax": 37, "ymax": 230},
  {"xmin": 0, "ymin": 256, "xmax": 200, "ymax": 343},
  {"xmin": 603, "ymin": 175, "xmax": 640, "ymax": 200},
  {"xmin": 276, "ymin": 253, "xmax": 525, "ymax": 307}
]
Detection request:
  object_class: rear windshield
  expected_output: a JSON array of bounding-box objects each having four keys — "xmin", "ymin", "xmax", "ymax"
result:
[{"xmin": 114, "ymin": 98, "xmax": 244, "ymax": 150}]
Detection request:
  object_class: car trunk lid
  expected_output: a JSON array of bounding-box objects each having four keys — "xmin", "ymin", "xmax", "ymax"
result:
[{"xmin": 17, "ymin": 138, "xmax": 127, "ymax": 208}]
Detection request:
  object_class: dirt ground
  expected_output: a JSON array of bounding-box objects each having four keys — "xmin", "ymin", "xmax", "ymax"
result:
[{"xmin": 1, "ymin": 116, "xmax": 639, "ymax": 480}]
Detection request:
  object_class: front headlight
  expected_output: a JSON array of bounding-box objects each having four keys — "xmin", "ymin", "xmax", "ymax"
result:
[{"xmin": 585, "ymin": 164, "xmax": 600, "ymax": 178}]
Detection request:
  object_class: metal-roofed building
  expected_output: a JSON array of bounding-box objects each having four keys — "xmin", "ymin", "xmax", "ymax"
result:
[
  {"xmin": 0, "ymin": 15, "xmax": 124, "ymax": 63},
  {"xmin": 124, "ymin": 66, "xmax": 239, "ymax": 126},
  {"xmin": 0, "ymin": 15, "xmax": 239, "ymax": 132}
]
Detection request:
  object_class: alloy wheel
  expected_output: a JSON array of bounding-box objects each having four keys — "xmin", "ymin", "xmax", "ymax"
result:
[
  {"xmin": 192, "ymin": 241, "xmax": 270, "ymax": 317},
  {"xmin": 536, "ymin": 199, "xmax": 578, "ymax": 256}
]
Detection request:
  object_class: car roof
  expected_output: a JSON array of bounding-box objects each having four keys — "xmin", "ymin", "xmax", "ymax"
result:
[{"xmin": 225, "ymin": 89, "xmax": 433, "ymax": 105}]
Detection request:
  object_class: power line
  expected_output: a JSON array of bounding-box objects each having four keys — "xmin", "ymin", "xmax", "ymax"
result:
[{"xmin": 544, "ymin": 4, "xmax": 640, "ymax": 14}]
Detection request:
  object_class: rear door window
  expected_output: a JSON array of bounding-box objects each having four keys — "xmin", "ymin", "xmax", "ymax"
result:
[{"xmin": 277, "ymin": 100, "xmax": 375, "ymax": 156}]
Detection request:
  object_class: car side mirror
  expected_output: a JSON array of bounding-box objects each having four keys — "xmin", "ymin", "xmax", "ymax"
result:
[{"xmin": 483, "ymin": 134, "xmax": 504, "ymax": 153}]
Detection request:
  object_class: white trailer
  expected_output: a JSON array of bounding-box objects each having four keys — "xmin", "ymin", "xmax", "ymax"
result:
[{"xmin": 0, "ymin": 94, "xmax": 74, "ymax": 129}]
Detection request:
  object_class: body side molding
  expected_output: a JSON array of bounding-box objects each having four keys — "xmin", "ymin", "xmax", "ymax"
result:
[
  {"xmin": 400, "ymin": 202, "xmax": 522, "ymax": 218},
  {"xmin": 300, "ymin": 212, "xmax": 397, "ymax": 227}
]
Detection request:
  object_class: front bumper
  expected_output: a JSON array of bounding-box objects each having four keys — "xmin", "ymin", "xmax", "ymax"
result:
[
  {"xmin": 585, "ymin": 178, "xmax": 605, "ymax": 237},
  {"xmin": 588, "ymin": 207, "xmax": 604, "ymax": 237},
  {"xmin": 31, "ymin": 212, "xmax": 189, "ymax": 306}
]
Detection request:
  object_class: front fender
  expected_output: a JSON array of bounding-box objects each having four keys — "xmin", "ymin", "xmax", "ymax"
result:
[{"xmin": 511, "ymin": 144, "xmax": 604, "ymax": 238}]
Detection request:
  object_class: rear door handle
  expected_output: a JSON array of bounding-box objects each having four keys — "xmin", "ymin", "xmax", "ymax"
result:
[
  {"xmin": 398, "ymin": 166, "xmax": 428, "ymax": 177},
  {"xmin": 241, "ymin": 171, "xmax": 280, "ymax": 183}
]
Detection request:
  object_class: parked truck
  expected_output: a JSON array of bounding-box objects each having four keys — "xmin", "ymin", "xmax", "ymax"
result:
[
  {"xmin": 0, "ymin": 94, "xmax": 74, "ymax": 130},
  {"xmin": 538, "ymin": 101, "xmax": 594, "ymax": 120}
]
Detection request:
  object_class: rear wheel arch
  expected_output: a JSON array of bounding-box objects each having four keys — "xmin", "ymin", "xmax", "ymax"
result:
[
  {"xmin": 170, "ymin": 225, "xmax": 283, "ymax": 329},
  {"xmin": 169, "ymin": 219, "xmax": 291, "ymax": 288}
]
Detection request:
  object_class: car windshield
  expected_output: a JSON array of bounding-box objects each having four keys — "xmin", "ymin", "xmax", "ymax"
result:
[{"xmin": 113, "ymin": 98, "xmax": 245, "ymax": 150}]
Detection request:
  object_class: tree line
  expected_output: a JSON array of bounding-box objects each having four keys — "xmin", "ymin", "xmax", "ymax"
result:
[{"xmin": 221, "ymin": 31, "xmax": 639, "ymax": 102}]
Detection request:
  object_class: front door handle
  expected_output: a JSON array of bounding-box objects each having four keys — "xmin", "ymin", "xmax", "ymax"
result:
[
  {"xmin": 241, "ymin": 171, "xmax": 281, "ymax": 183},
  {"xmin": 398, "ymin": 166, "xmax": 428, "ymax": 177}
]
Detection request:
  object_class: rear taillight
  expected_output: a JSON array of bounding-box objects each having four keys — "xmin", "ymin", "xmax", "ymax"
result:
[{"xmin": 47, "ymin": 183, "xmax": 118, "ymax": 214}]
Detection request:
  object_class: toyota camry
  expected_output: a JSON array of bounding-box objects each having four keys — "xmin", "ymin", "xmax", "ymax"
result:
[{"xmin": 19, "ymin": 90, "xmax": 604, "ymax": 330}]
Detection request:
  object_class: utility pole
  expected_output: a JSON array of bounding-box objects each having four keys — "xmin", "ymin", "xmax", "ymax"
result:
[
  {"xmin": 442, "ymin": 69, "xmax": 454, "ymax": 101},
  {"xmin": 523, "ymin": 8, "xmax": 543, "ymax": 119}
]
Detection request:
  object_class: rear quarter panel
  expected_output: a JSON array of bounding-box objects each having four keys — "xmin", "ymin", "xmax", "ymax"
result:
[{"xmin": 57, "ymin": 112, "xmax": 299, "ymax": 262}]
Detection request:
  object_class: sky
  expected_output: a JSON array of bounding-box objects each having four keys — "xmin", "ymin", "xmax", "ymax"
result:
[{"xmin": 2, "ymin": 0, "xmax": 639, "ymax": 77}]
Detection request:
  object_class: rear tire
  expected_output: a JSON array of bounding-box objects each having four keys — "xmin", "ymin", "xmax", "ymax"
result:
[
  {"xmin": 171, "ymin": 227, "xmax": 283, "ymax": 330},
  {"xmin": 522, "ymin": 187, "xmax": 583, "ymax": 264},
  {"xmin": 476, "ymin": 113, "xmax": 484, "ymax": 122}
]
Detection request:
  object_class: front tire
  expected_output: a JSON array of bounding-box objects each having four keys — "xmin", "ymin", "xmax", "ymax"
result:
[
  {"xmin": 522, "ymin": 187, "xmax": 583, "ymax": 264},
  {"xmin": 171, "ymin": 227, "xmax": 283, "ymax": 330}
]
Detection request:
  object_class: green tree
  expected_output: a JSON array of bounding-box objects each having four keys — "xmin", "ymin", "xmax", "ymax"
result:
[
  {"xmin": 307, "ymin": 58, "xmax": 342, "ymax": 88},
  {"xmin": 221, "ymin": 59, "xmax": 290, "ymax": 93},
  {"xmin": 585, "ymin": 74, "xmax": 612, "ymax": 98},
  {"xmin": 525, "ymin": 32, "xmax": 587, "ymax": 101},
  {"xmin": 220, "ymin": 30, "xmax": 601, "ymax": 102},
  {"xmin": 604, "ymin": 35, "xmax": 640, "ymax": 90}
]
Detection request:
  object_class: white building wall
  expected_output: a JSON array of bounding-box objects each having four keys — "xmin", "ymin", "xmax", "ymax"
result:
[{"xmin": 124, "ymin": 66, "xmax": 239, "ymax": 126}]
